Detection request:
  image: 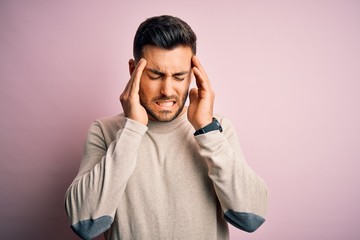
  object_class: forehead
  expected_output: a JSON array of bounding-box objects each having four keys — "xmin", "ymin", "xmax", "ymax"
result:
[{"xmin": 142, "ymin": 45, "xmax": 193, "ymax": 73}]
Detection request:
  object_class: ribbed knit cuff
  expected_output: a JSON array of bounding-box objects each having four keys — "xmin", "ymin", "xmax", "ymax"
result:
[{"xmin": 123, "ymin": 117, "xmax": 148, "ymax": 136}]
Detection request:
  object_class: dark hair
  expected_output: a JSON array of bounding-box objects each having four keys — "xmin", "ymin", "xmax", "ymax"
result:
[{"xmin": 133, "ymin": 15, "xmax": 197, "ymax": 61}]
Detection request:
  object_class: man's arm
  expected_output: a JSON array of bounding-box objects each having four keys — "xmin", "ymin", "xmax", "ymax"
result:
[
  {"xmin": 188, "ymin": 56, "xmax": 268, "ymax": 232},
  {"xmin": 65, "ymin": 118, "xmax": 147, "ymax": 239},
  {"xmin": 195, "ymin": 117, "xmax": 268, "ymax": 232},
  {"xmin": 65, "ymin": 59, "xmax": 149, "ymax": 239}
]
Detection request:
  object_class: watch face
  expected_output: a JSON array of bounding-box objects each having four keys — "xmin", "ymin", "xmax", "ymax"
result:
[{"xmin": 213, "ymin": 118, "xmax": 223, "ymax": 133}]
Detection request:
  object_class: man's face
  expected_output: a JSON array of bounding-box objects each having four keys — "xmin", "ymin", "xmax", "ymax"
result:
[{"xmin": 137, "ymin": 45, "xmax": 193, "ymax": 122}]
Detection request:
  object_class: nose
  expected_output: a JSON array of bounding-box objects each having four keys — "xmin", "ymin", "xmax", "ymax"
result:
[{"xmin": 160, "ymin": 77, "xmax": 174, "ymax": 96}]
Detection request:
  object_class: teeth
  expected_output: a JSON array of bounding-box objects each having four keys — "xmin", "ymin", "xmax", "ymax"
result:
[{"xmin": 158, "ymin": 101, "xmax": 174, "ymax": 107}]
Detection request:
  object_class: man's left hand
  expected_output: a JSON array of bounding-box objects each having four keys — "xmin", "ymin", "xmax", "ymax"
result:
[{"xmin": 187, "ymin": 56, "xmax": 215, "ymax": 130}]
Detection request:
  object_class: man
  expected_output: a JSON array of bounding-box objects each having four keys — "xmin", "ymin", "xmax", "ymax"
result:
[{"xmin": 65, "ymin": 15, "xmax": 268, "ymax": 240}]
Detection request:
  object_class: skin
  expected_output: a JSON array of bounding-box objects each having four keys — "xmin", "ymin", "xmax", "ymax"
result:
[{"xmin": 120, "ymin": 45, "xmax": 214, "ymax": 130}]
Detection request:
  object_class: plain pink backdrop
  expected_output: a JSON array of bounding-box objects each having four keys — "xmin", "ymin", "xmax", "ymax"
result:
[{"xmin": 1, "ymin": 1, "xmax": 360, "ymax": 239}]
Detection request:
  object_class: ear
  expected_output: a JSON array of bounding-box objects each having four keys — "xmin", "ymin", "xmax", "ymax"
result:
[{"xmin": 128, "ymin": 59, "xmax": 136, "ymax": 76}]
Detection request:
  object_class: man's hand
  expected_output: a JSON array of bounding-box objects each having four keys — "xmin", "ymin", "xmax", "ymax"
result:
[
  {"xmin": 187, "ymin": 56, "xmax": 215, "ymax": 130},
  {"xmin": 120, "ymin": 58, "xmax": 148, "ymax": 126}
]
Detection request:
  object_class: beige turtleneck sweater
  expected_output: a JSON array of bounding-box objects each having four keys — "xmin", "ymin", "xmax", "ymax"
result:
[{"xmin": 65, "ymin": 112, "xmax": 268, "ymax": 240}]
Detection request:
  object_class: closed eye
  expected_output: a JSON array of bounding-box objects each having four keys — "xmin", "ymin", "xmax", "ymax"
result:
[
  {"xmin": 174, "ymin": 76, "xmax": 185, "ymax": 81},
  {"xmin": 145, "ymin": 68, "xmax": 189, "ymax": 81},
  {"xmin": 147, "ymin": 74, "xmax": 163, "ymax": 80},
  {"xmin": 146, "ymin": 69, "xmax": 164, "ymax": 80},
  {"xmin": 173, "ymin": 72, "xmax": 188, "ymax": 81}
]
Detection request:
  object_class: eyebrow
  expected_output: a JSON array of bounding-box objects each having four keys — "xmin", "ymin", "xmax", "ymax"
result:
[{"xmin": 145, "ymin": 68, "xmax": 189, "ymax": 77}]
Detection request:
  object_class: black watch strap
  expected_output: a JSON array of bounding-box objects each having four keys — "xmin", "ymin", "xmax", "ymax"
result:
[{"xmin": 194, "ymin": 117, "xmax": 223, "ymax": 136}]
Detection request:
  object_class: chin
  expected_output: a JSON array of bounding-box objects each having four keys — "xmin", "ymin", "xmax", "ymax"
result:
[
  {"xmin": 154, "ymin": 112, "xmax": 177, "ymax": 122},
  {"xmin": 149, "ymin": 107, "xmax": 184, "ymax": 122}
]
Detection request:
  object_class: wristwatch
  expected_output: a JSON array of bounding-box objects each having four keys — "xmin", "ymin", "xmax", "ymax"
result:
[{"xmin": 194, "ymin": 117, "xmax": 223, "ymax": 136}]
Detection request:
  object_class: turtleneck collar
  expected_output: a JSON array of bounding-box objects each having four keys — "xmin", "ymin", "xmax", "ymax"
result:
[{"xmin": 146, "ymin": 109, "xmax": 191, "ymax": 134}]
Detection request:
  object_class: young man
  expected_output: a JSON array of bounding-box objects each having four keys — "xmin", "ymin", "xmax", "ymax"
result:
[{"xmin": 65, "ymin": 15, "xmax": 268, "ymax": 240}]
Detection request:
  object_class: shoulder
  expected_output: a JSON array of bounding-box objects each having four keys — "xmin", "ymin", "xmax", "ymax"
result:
[
  {"xmin": 87, "ymin": 113, "xmax": 127, "ymax": 143},
  {"xmin": 94, "ymin": 113, "xmax": 126, "ymax": 130}
]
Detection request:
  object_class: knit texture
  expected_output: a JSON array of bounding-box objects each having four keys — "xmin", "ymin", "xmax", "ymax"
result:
[{"xmin": 65, "ymin": 112, "xmax": 268, "ymax": 239}]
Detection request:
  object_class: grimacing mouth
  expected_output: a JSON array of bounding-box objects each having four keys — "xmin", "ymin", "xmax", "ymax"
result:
[{"xmin": 155, "ymin": 100, "xmax": 176, "ymax": 108}]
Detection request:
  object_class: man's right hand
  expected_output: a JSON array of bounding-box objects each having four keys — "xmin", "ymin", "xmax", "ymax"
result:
[{"xmin": 120, "ymin": 58, "xmax": 148, "ymax": 126}]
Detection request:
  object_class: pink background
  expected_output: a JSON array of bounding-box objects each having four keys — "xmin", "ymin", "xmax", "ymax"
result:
[{"xmin": 1, "ymin": 1, "xmax": 360, "ymax": 239}]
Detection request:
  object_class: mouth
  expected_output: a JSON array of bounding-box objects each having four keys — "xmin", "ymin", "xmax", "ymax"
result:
[{"xmin": 155, "ymin": 100, "xmax": 176, "ymax": 110}]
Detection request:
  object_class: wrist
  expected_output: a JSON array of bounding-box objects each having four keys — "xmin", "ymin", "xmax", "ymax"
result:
[
  {"xmin": 192, "ymin": 118, "xmax": 213, "ymax": 130},
  {"xmin": 194, "ymin": 117, "xmax": 223, "ymax": 136}
]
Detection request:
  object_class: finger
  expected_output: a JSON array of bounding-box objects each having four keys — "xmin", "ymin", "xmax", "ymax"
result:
[
  {"xmin": 121, "ymin": 58, "xmax": 147, "ymax": 101},
  {"xmin": 192, "ymin": 55, "xmax": 209, "ymax": 79},
  {"xmin": 122, "ymin": 59, "xmax": 138, "ymax": 94},
  {"xmin": 193, "ymin": 65, "xmax": 212, "ymax": 92},
  {"xmin": 129, "ymin": 58, "xmax": 147, "ymax": 95},
  {"xmin": 192, "ymin": 56, "xmax": 212, "ymax": 90}
]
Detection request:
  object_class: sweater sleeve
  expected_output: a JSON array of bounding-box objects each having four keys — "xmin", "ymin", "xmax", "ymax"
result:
[
  {"xmin": 194, "ymin": 117, "xmax": 268, "ymax": 233},
  {"xmin": 65, "ymin": 118, "xmax": 147, "ymax": 240}
]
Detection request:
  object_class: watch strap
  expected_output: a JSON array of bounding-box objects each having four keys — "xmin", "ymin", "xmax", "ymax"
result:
[{"xmin": 194, "ymin": 117, "xmax": 223, "ymax": 136}]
